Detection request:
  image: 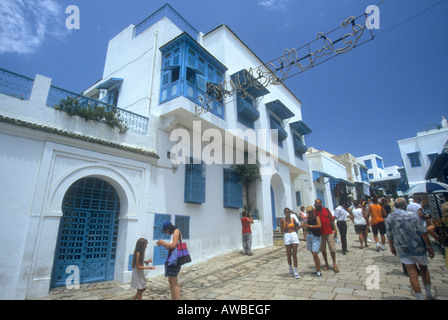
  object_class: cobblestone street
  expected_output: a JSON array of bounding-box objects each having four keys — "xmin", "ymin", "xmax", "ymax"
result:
[{"xmin": 42, "ymin": 225, "xmax": 448, "ymax": 301}]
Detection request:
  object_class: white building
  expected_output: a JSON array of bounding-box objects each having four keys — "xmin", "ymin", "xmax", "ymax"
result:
[
  {"xmin": 331, "ymin": 153, "xmax": 371, "ymax": 200},
  {"xmin": 357, "ymin": 154, "xmax": 404, "ymax": 196},
  {"xmin": 397, "ymin": 123, "xmax": 448, "ymax": 188},
  {"xmin": 305, "ymin": 148, "xmax": 354, "ymax": 210},
  {"xmin": 357, "ymin": 154, "xmax": 386, "ymax": 180},
  {"xmin": 0, "ymin": 4, "xmax": 312, "ymax": 299}
]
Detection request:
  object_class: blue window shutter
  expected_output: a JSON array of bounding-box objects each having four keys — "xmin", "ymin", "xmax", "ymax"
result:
[
  {"xmin": 407, "ymin": 152, "xmax": 421, "ymax": 168},
  {"xmin": 360, "ymin": 167, "xmax": 369, "ymax": 182},
  {"xmin": 293, "ymin": 134, "xmax": 308, "ymax": 156},
  {"xmin": 153, "ymin": 214, "xmax": 171, "ymax": 240},
  {"xmin": 223, "ymin": 168, "xmax": 243, "ymax": 209},
  {"xmin": 152, "ymin": 246, "xmax": 168, "ymax": 266},
  {"xmin": 184, "ymin": 158, "xmax": 206, "ymax": 204},
  {"xmin": 175, "ymin": 215, "xmax": 190, "ymax": 239}
]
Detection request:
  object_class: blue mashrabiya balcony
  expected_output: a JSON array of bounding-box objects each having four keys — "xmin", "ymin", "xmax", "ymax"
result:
[
  {"xmin": 159, "ymin": 32, "xmax": 228, "ymax": 119},
  {"xmin": 290, "ymin": 120, "xmax": 312, "ymax": 156},
  {"xmin": 231, "ymin": 69, "xmax": 270, "ymax": 128},
  {"xmin": 265, "ymin": 99, "xmax": 294, "ymax": 145}
]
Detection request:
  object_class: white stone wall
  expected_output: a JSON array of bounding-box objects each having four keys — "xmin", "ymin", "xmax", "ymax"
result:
[
  {"xmin": 398, "ymin": 128, "xmax": 448, "ymax": 187},
  {"xmin": 0, "ymin": 11, "xmax": 312, "ymax": 299}
]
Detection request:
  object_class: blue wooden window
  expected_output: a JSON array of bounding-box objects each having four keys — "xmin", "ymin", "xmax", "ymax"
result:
[
  {"xmin": 152, "ymin": 213, "xmax": 171, "ymax": 266},
  {"xmin": 160, "ymin": 48, "xmax": 181, "ymax": 103},
  {"xmin": 185, "ymin": 158, "xmax": 206, "ymax": 204},
  {"xmin": 102, "ymin": 87, "xmax": 120, "ymax": 106},
  {"xmin": 296, "ymin": 191, "xmax": 302, "ymax": 207},
  {"xmin": 184, "ymin": 45, "xmax": 225, "ymax": 119},
  {"xmin": 159, "ymin": 35, "xmax": 226, "ymax": 119},
  {"xmin": 153, "ymin": 214, "xmax": 171, "ymax": 240},
  {"xmin": 265, "ymin": 100, "xmax": 294, "ymax": 148},
  {"xmin": 269, "ymin": 116, "xmax": 287, "ymax": 148},
  {"xmin": 96, "ymin": 78, "xmax": 123, "ymax": 106},
  {"xmin": 175, "ymin": 215, "xmax": 190, "ymax": 239},
  {"xmin": 369, "ymin": 173, "xmax": 374, "ymax": 179},
  {"xmin": 293, "ymin": 134, "xmax": 307, "ymax": 159},
  {"xmin": 360, "ymin": 167, "xmax": 369, "ymax": 182},
  {"xmin": 365, "ymin": 159, "xmax": 372, "ymax": 169},
  {"xmin": 153, "ymin": 246, "xmax": 168, "ymax": 266},
  {"xmin": 376, "ymin": 157, "xmax": 384, "ymax": 169},
  {"xmin": 237, "ymin": 93, "xmax": 259, "ymax": 128},
  {"xmin": 407, "ymin": 152, "xmax": 421, "ymax": 168},
  {"xmin": 223, "ymin": 168, "xmax": 243, "ymax": 209}
]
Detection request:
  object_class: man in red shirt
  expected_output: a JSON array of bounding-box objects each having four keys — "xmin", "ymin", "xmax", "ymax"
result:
[
  {"xmin": 241, "ymin": 211, "xmax": 254, "ymax": 256},
  {"xmin": 314, "ymin": 199, "xmax": 339, "ymax": 273}
]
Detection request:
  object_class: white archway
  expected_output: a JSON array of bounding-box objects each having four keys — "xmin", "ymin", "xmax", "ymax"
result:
[
  {"xmin": 46, "ymin": 164, "xmax": 137, "ymax": 220},
  {"xmin": 26, "ymin": 163, "xmax": 139, "ymax": 297},
  {"xmin": 270, "ymin": 173, "xmax": 286, "ymax": 227}
]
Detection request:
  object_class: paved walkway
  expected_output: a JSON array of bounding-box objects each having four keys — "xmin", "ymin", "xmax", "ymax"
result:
[{"xmin": 41, "ymin": 225, "xmax": 447, "ymax": 300}]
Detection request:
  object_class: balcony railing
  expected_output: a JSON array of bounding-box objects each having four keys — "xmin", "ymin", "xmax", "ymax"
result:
[
  {"xmin": 133, "ymin": 3, "xmax": 199, "ymax": 40},
  {"xmin": 46, "ymin": 85, "xmax": 149, "ymax": 135},
  {"xmin": 0, "ymin": 68, "xmax": 149, "ymax": 135},
  {"xmin": 0, "ymin": 68, "xmax": 34, "ymax": 100}
]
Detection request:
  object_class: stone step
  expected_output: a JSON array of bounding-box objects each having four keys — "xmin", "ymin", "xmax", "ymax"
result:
[{"xmin": 273, "ymin": 230, "xmax": 283, "ymax": 246}]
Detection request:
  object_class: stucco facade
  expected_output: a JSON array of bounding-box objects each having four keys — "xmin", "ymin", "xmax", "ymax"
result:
[
  {"xmin": 0, "ymin": 4, "xmax": 312, "ymax": 299},
  {"xmin": 398, "ymin": 127, "xmax": 448, "ymax": 188}
]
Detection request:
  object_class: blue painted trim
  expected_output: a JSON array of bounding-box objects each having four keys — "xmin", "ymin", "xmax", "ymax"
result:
[
  {"xmin": 265, "ymin": 100, "xmax": 294, "ymax": 120},
  {"xmin": 290, "ymin": 120, "xmax": 312, "ymax": 136},
  {"xmin": 223, "ymin": 168, "xmax": 243, "ymax": 209}
]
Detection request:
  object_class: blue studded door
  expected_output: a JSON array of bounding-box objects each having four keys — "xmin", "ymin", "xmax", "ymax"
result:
[{"xmin": 51, "ymin": 178, "xmax": 120, "ymax": 288}]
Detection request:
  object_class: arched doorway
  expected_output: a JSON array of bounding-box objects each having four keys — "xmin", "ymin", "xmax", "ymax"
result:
[
  {"xmin": 270, "ymin": 186, "xmax": 276, "ymax": 230},
  {"xmin": 270, "ymin": 174, "xmax": 286, "ymax": 230},
  {"xmin": 51, "ymin": 177, "xmax": 120, "ymax": 288}
]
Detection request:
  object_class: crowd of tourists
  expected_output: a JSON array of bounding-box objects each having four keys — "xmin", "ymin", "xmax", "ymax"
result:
[{"xmin": 275, "ymin": 194, "xmax": 448, "ymax": 300}]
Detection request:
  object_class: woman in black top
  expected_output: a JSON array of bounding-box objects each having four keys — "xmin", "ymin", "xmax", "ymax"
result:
[{"xmin": 303, "ymin": 206, "xmax": 323, "ymax": 278}]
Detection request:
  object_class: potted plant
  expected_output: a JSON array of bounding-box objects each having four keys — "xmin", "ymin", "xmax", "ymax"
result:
[{"xmin": 231, "ymin": 154, "xmax": 262, "ymax": 218}]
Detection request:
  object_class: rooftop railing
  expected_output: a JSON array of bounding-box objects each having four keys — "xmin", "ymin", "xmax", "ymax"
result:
[
  {"xmin": 0, "ymin": 68, "xmax": 149, "ymax": 135},
  {"xmin": 46, "ymin": 85, "xmax": 149, "ymax": 135},
  {"xmin": 0, "ymin": 67, "xmax": 34, "ymax": 100},
  {"xmin": 133, "ymin": 3, "xmax": 199, "ymax": 40}
]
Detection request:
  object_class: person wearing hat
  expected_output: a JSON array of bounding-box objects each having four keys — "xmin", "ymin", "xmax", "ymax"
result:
[{"xmin": 156, "ymin": 222, "xmax": 182, "ymax": 300}]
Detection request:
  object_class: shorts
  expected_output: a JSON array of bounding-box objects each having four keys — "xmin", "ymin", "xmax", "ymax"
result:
[
  {"xmin": 307, "ymin": 233, "xmax": 321, "ymax": 253},
  {"xmin": 284, "ymin": 232, "xmax": 300, "ymax": 245},
  {"xmin": 400, "ymin": 255, "xmax": 429, "ymax": 266},
  {"xmin": 319, "ymin": 233, "xmax": 336, "ymax": 253},
  {"xmin": 371, "ymin": 221, "xmax": 386, "ymax": 236},
  {"xmin": 354, "ymin": 224, "xmax": 367, "ymax": 234},
  {"xmin": 165, "ymin": 262, "xmax": 181, "ymax": 277}
]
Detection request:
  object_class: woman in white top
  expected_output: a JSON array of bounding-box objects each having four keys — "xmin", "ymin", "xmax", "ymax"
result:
[{"xmin": 352, "ymin": 200, "xmax": 368, "ymax": 249}]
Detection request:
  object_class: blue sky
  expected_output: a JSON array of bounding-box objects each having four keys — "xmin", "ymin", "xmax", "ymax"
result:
[{"xmin": 1, "ymin": 0, "xmax": 447, "ymax": 167}]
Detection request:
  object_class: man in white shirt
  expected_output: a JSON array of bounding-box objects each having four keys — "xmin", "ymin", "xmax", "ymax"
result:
[
  {"xmin": 334, "ymin": 200, "xmax": 353, "ymax": 255},
  {"xmin": 407, "ymin": 194, "xmax": 422, "ymax": 216}
]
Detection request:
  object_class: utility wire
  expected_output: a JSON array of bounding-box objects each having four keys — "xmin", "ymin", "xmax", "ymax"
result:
[{"xmin": 375, "ymin": 0, "xmax": 447, "ymax": 37}]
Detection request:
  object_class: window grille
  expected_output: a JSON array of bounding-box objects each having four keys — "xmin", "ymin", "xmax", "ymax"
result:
[
  {"xmin": 407, "ymin": 152, "xmax": 422, "ymax": 168},
  {"xmin": 223, "ymin": 168, "xmax": 243, "ymax": 209},
  {"xmin": 184, "ymin": 157, "xmax": 206, "ymax": 204},
  {"xmin": 175, "ymin": 215, "xmax": 190, "ymax": 239}
]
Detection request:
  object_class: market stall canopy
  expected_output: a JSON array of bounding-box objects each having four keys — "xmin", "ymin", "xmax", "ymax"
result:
[{"xmin": 405, "ymin": 181, "xmax": 448, "ymax": 195}]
